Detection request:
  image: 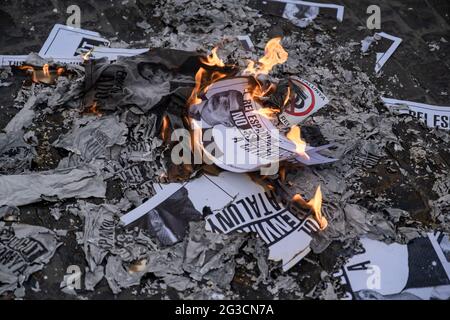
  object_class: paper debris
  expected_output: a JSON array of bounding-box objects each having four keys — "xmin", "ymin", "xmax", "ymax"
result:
[
  {"xmin": 0, "ymin": 223, "xmax": 60, "ymax": 294},
  {"xmin": 382, "ymin": 97, "xmax": 450, "ymax": 130},
  {"xmin": 39, "ymin": 24, "xmax": 110, "ymax": 58},
  {"xmin": 250, "ymin": 0, "xmax": 344, "ymax": 25},
  {"xmin": 0, "ymin": 167, "xmax": 106, "ymax": 207},
  {"xmin": 54, "ymin": 115, "xmax": 128, "ymax": 162},
  {"xmin": 333, "ymin": 232, "xmax": 450, "ymax": 300},
  {"xmin": 122, "ymin": 171, "xmax": 322, "ymax": 271},
  {"xmin": 374, "ymin": 32, "xmax": 402, "ymax": 73}
]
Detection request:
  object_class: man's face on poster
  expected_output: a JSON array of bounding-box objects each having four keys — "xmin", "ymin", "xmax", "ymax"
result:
[{"xmin": 197, "ymin": 90, "xmax": 243, "ymax": 127}]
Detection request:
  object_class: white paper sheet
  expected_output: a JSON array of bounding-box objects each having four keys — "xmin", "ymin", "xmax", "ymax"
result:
[
  {"xmin": 374, "ymin": 32, "xmax": 402, "ymax": 73},
  {"xmin": 39, "ymin": 24, "xmax": 110, "ymax": 58},
  {"xmin": 121, "ymin": 172, "xmax": 320, "ymax": 271},
  {"xmin": 90, "ymin": 46, "xmax": 150, "ymax": 61},
  {"xmin": 382, "ymin": 97, "xmax": 450, "ymax": 130},
  {"xmin": 272, "ymin": 0, "xmax": 345, "ymax": 22},
  {"xmin": 333, "ymin": 232, "xmax": 450, "ymax": 300}
]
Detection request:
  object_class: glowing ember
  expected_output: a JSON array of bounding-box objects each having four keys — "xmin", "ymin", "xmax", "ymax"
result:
[
  {"xmin": 42, "ymin": 64, "xmax": 50, "ymax": 77},
  {"xmin": 243, "ymin": 37, "xmax": 288, "ymax": 77},
  {"xmin": 293, "ymin": 186, "xmax": 327, "ymax": 230},
  {"xmin": 286, "ymin": 125, "xmax": 308, "ymax": 158},
  {"xmin": 87, "ymin": 101, "xmax": 102, "ymax": 116},
  {"xmin": 283, "ymin": 84, "xmax": 291, "ymax": 107},
  {"xmin": 18, "ymin": 64, "xmax": 63, "ymax": 84},
  {"xmin": 161, "ymin": 115, "xmax": 171, "ymax": 141}
]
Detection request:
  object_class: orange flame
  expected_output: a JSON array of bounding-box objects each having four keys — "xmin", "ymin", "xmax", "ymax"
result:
[
  {"xmin": 19, "ymin": 64, "xmax": 62, "ymax": 84},
  {"xmin": 254, "ymin": 108, "xmax": 280, "ymax": 120},
  {"xmin": 188, "ymin": 47, "xmax": 227, "ymax": 107},
  {"xmin": 243, "ymin": 37, "xmax": 288, "ymax": 77},
  {"xmin": 293, "ymin": 186, "xmax": 327, "ymax": 230},
  {"xmin": 200, "ymin": 47, "xmax": 225, "ymax": 67},
  {"xmin": 251, "ymin": 82, "xmax": 276, "ymax": 99},
  {"xmin": 283, "ymin": 84, "xmax": 291, "ymax": 107},
  {"xmin": 286, "ymin": 125, "xmax": 308, "ymax": 158},
  {"xmin": 87, "ymin": 101, "xmax": 102, "ymax": 117},
  {"xmin": 42, "ymin": 64, "xmax": 50, "ymax": 77},
  {"xmin": 161, "ymin": 115, "xmax": 171, "ymax": 142}
]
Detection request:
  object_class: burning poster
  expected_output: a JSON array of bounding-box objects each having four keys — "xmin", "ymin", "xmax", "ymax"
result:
[
  {"xmin": 189, "ymin": 77, "xmax": 336, "ymax": 173},
  {"xmin": 121, "ymin": 171, "xmax": 322, "ymax": 271},
  {"xmin": 333, "ymin": 232, "xmax": 450, "ymax": 300}
]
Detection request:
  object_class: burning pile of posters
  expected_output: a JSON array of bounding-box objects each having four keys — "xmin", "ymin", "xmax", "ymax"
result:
[{"xmin": 0, "ymin": 0, "xmax": 449, "ymax": 300}]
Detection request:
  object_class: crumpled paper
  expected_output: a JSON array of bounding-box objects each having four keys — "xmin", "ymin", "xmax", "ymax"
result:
[
  {"xmin": 54, "ymin": 115, "xmax": 128, "ymax": 163},
  {"xmin": 83, "ymin": 49, "xmax": 200, "ymax": 113},
  {"xmin": 0, "ymin": 222, "xmax": 60, "ymax": 294},
  {"xmin": 0, "ymin": 167, "xmax": 106, "ymax": 207}
]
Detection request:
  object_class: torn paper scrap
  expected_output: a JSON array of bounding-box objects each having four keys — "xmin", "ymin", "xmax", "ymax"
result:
[
  {"xmin": 76, "ymin": 203, "xmax": 117, "ymax": 271},
  {"xmin": 382, "ymin": 97, "xmax": 450, "ymax": 130},
  {"xmin": 0, "ymin": 54, "xmax": 85, "ymax": 67},
  {"xmin": 83, "ymin": 49, "xmax": 200, "ymax": 113},
  {"xmin": 374, "ymin": 32, "xmax": 402, "ymax": 73},
  {"xmin": 121, "ymin": 174, "xmax": 239, "ymax": 246},
  {"xmin": 250, "ymin": 0, "xmax": 344, "ymax": 24},
  {"xmin": 54, "ymin": 115, "xmax": 128, "ymax": 162},
  {"xmin": 333, "ymin": 232, "xmax": 450, "ymax": 300},
  {"xmin": 90, "ymin": 46, "xmax": 149, "ymax": 61},
  {"xmin": 0, "ymin": 223, "xmax": 60, "ymax": 294},
  {"xmin": 282, "ymin": 3, "xmax": 319, "ymax": 28},
  {"xmin": 0, "ymin": 167, "xmax": 106, "ymax": 207},
  {"xmin": 39, "ymin": 24, "xmax": 110, "ymax": 58},
  {"xmin": 237, "ymin": 35, "xmax": 255, "ymax": 51},
  {"xmin": 0, "ymin": 132, "xmax": 35, "ymax": 174}
]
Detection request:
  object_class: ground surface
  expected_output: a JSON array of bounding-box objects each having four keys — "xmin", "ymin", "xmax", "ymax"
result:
[{"xmin": 0, "ymin": 0, "xmax": 449, "ymax": 300}]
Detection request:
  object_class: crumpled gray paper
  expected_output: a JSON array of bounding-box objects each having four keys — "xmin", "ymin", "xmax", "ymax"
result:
[
  {"xmin": 0, "ymin": 222, "xmax": 60, "ymax": 294},
  {"xmin": 74, "ymin": 203, "xmax": 118, "ymax": 271},
  {"xmin": 83, "ymin": 49, "xmax": 200, "ymax": 113},
  {"xmin": 183, "ymin": 222, "xmax": 246, "ymax": 288},
  {"xmin": 105, "ymin": 255, "xmax": 144, "ymax": 294},
  {"xmin": 0, "ymin": 133, "xmax": 35, "ymax": 174},
  {"xmin": 0, "ymin": 167, "xmax": 106, "ymax": 207},
  {"xmin": 54, "ymin": 115, "xmax": 128, "ymax": 163}
]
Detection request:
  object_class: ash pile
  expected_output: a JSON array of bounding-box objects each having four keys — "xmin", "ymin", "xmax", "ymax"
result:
[{"xmin": 0, "ymin": 0, "xmax": 450, "ymax": 300}]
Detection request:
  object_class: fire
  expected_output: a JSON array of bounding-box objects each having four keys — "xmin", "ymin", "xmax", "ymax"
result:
[
  {"xmin": 188, "ymin": 46, "xmax": 227, "ymax": 106},
  {"xmin": 200, "ymin": 47, "xmax": 225, "ymax": 67},
  {"xmin": 243, "ymin": 37, "xmax": 288, "ymax": 77},
  {"xmin": 283, "ymin": 84, "xmax": 291, "ymax": 107},
  {"xmin": 42, "ymin": 64, "xmax": 50, "ymax": 77},
  {"xmin": 161, "ymin": 115, "xmax": 171, "ymax": 142},
  {"xmin": 19, "ymin": 64, "xmax": 63, "ymax": 84},
  {"xmin": 250, "ymin": 82, "xmax": 275, "ymax": 99},
  {"xmin": 293, "ymin": 186, "xmax": 327, "ymax": 230},
  {"xmin": 82, "ymin": 49, "xmax": 93, "ymax": 61},
  {"xmin": 253, "ymin": 107, "xmax": 279, "ymax": 120},
  {"xmin": 87, "ymin": 101, "xmax": 102, "ymax": 116},
  {"xmin": 286, "ymin": 125, "xmax": 308, "ymax": 158}
]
